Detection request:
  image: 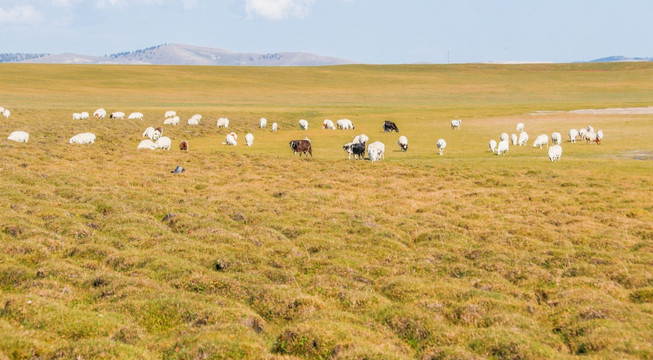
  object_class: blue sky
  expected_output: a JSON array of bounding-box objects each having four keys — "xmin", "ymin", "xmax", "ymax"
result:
[{"xmin": 0, "ymin": 0, "xmax": 651, "ymax": 64}]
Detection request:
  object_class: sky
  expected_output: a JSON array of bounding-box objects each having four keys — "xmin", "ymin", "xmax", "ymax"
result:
[{"xmin": 0, "ymin": 0, "xmax": 651, "ymax": 64}]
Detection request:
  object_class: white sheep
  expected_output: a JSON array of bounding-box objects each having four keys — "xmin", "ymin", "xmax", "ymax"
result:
[
  {"xmin": 533, "ymin": 134, "xmax": 549, "ymax": 148},
  {"xmin": 8, "ymin": 131, "xmax": 29, "ymax": 143},
  {"xmin": 500, "ymin": 132, "xmax": 509, "ymax": 142},
  {"xmin": 152, "ymin": 129, "xmax": 162, "ymax": 141},
  {"xmin": 436, "ymin": 138, "xmax": 447, "ymax": 155},
  {"xmin": 511, "ymin": 133, "xmax": 518, "ymax": 146},
  {"xmin": 245, "ymin": 133, "xmax": 254, "ymax": 146},
  {"xmin": 450, "ymin": 119, "xmax": 462, "ymax": 130},
  {"xmin": 353, "ymin": 134, "xmax": 369, "ymax": 144},
  {"xmin": 568, "ymin": 129, "xmax": 579, "ymax": 143},
  {"xmin": 548, "ymin": 145, "xmax": 562, "ymax": 162},
  {"xmin": 128, "ymin": 112, "xmax": 144, "ymax": 120},
  {"xmin": 336, "ymin": 119, "xmax": 354, "ymax": 129},
  {"xmin": 368, "ymin": 141, "xmax": 385, "ymax": 162},
  {"xmin": 299, "ymin": 119, "xmax": 309, "ymax": 130},
  {"xmin": 94, "ymin": 109, "xmax": 106, "ymax": 119},
  {"xmin": 163, "ymin": 116, "xmax": 179, "ymax": 126},
  {"xmin": 489, "ymin": 139, "xmax": 497, "ymax": 153},
  {"xmin": 137, "ymin": 139, "xmax": 156, "ymax": 149},
  {"xmin": 3, "ymin": 109, "xmax": 10, "ymax": 118},
  {"xmin": 322, "ymin": 119, "xmax": 336, "ymax": 130},
  {"xmin": 188, "ymin": 117, "xmax": 200, "ymax": 126},
  {"xmin": 142, "ymin": 127, "xmax": 156, "ymax": 139},
  {"xmin": 260, "ymin": 118, "xmax": 267, "ymax": 128},
  {"xmin": 518, "ymin": 132, "xmax": 529, "ymax": 146},
  {"xmin": 551, "ymin": 132, "xmax": 562, "ymax": 145},
  {"xmin": 226, "ymin": 132, "xmax": 237, "ymax": 146},
  {"xmin": 497, "ymin": 139, "xmax": 509, "ymax": 155},
  {"xmin": 0, "ymin": 107, "xmax": 4, "ymax": 113},
  {"xmin": 584, "ymin": 131, "xmax": 598, "ymax": 143},
  {"xmin": 597, "ymin": 130, "xmax": 604, "ymax": 141},
  {"xmin": 516, "ymin": 122, "xmax": 524, "ymax": 133},
  {"xmin": 587, "ymin": 125, "xmax": 594, "ymax": 133},
  {"xmin": 165, "ymin": 110, "xmax": 176, "ymax": 118},
  {"xmin": 271, "ymin": 122, "xmax": 278, "ymax": 132},
  {"xmin": 154, "ymin": 136, "xmax": 171, "ymax": 150},
  {"xmin": 110, "ymin": 112, "xmax": 125, "ymax": 119},
  {"xmin": 579, "ymin": 128, "xmax": 587, "ymax": 139},
  {"xmin": 69, "ymin": 133, "xmax": 96, "ymax": 144},
  {"xmin": 72, "ymin": 113, "xmax": 82, "ymax": 120},
  {"xmin": 81, "ymin": 112, "xmax": 90, "ymax": 119},
  {"xmin": 398, "ymin": 136, "xmax": 408, "ymax": 152},
  {"xmin": 216, "ymin": 117, "xmax": 229, "ymax": 128}
]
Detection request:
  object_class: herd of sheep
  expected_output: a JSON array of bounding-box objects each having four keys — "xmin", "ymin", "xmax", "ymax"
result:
[
  {"xmin": 4, "ymin": 105, "xmax": 604, "ymax": 162},
  {"xmin": 488, "ymin": 122, "xmax": 604, "ymax": 162}
]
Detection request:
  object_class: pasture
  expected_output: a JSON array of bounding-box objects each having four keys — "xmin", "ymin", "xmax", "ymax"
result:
[{"xmin": 1, "ymin": 63, "xmax": 652, "ymax": 359}]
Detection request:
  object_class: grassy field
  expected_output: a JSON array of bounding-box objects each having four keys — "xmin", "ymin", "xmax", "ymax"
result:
[{"xmin": 1, "ymin": 62, "xmax": 652, "ymax": 359}]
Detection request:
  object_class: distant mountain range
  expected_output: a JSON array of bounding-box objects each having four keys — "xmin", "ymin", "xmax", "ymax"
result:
[
  {"xmin": 0, "ymin": 43, "xmax": 353, "ymax": 66},
  {"xmin": 588, "ymin": 56, "xmax": 653, "ymax": 63}
]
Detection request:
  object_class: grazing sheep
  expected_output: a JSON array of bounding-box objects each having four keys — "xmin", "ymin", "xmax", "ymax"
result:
[
  {"xmin": 597, "ymin": 130, "xmax": 604, "ymax": 142},
  {"xmin": 450, "ymin": 119, "xmax": 462, "ymax": 130},
  {"xmin": 489, "ymin": 139, "xmax": 497, "ymax": 153},
  {"xmin": 336, "ymin": 119, "xmax": 354, "ymax": 130},
  {"xmin": 152, "ymin": 128, "xmax": 163, "ymax": 141},
  {"xmin": 584, "ymin": 131, "xmax": 599, "ymax": 144},
  {"xmin": 72, "ymin": 113, "xmax": 82, "ymax": 120},
  {"xmin": 142, "ymin": 127, "xmax": 156, "ymax": 139},
  {"xmin": 511, "ymin": 133, "xmax": 518, "ymax": 146},
  {"xmin": 551, "ymin": 132, "xmax": 562, "ymax": 145},
  {"xmin": 137, "ymin": 139, "xmax": 156, "ymax": 149},
  {"xmin": 0, "ymin": 107, "xmax": 3, "ymax": 113},
  {"xmin": 226, "ymin": 132, "xmax": 237, "ymax": 146},
  {"xmin": 568, "ymin": 129, "xmax": 579, "ymax": 143},
  {"xmin": 383, "ymin": 120, "xmax": 399, "ymax": 132},
  {"xmin": 497, "ymin": 139, "xmax": 509, "ymax": 155},
  {"xmin": 299, "ymin": 119, "xmax": 309, "ymax": 130},
  {"xmin": 289, "ymin": 139, "xmax": 312, "ymax": 157},
  {"xmin": 548, "ymin": 145, "xmax": 562, "ymax": 162},
  {"xmin": 368, "ymin": 141, "xmax": 385, "ymax": 162},
  {"xmin": 3, "ymin": 109, "xmax": 10, "ymax": 118},
  {"xmin": 81, "ymin": 112, "xmax": 90, "ymax": 119},
  {"xmin": 579, "ymin": 128, "xmax": 587, "ymax": 139},
  {"xmin": 436, "ymin": 139, "xmax": 447, "ymax": 156},
  {"xmin": 260, "ymin": 118, "xmax": 267, "ymax": 128},
  {"xmin": 94, "ymin": 109, "xmax": 106, "ymax": 119},
  {"xmin": 165, "ymin": 110, "xmax": 176, "ymax": 118},
  {"xmin": 154, "ymin": 136, "xmax": 171, "ymax": 150},
  {"xmin": 271, "ymin": 122, "xmax": 278, "ymax": 132},
  {"xmin": 516, "ymin": 122, "xmax": 524, "ymax": 133},
  {"xmin": 163, "ymin": 116, "xmax": 179, "ymax": 126},
  {"xmin": 518, "ymin": 132, "xmax": 529, "ymax": 146},
  {"xmin": 179, "ymin": 140, "xmax": 189, "ymax": 151},
  {"xmin": 216, "ymin": 117, "xmax": 229, "ymax": 128},
  {"xmin": 322, "ymin": 119, "xmax": 336, "ymax": 130},
  {"xmin": 533, "ymin": 134, "xmax": 549, "ymax": 148},
  {"xmin": 188, "ymin": 117, "xmax": 200, "ymax": 126},
  {"xmin": 128, "ymin": 112, "xmax": 144, "ymax": 120},
  {"xmin": 587, "ymin": 125, "xmax": 594, "ymax": 133},
  {"xmin": 69, "ymin": 133, "xmax": 96, "ymax": 144},
  {"xmin": 398, "ymin": 136, "xmax": 408, "ymax": 152},
  {"xmin": 8, "ymin": 131, "xmax": 29, "ymax": 143},
  {"xmin": 353, "ymin": 134, "xmax": 369, "ymax": 145},
  {"xmin": 500, "ymin": 132, "xmax": 509, "ymax": 142},
  {"xmin": 110, "ymin": 112, "xmax": 125, "ymax": 119},
  {"xmin": 245, "ymin": 133, "xmax": 254, "ymax": 146}
]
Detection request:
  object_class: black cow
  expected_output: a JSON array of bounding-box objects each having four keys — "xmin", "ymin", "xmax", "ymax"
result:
[{"xmin": 383, "ymin": 120, "xmax": 399, "ymax": 132}]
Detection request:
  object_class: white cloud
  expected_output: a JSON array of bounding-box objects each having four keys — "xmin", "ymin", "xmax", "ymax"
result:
[
  {"xmin": 244, "ymin": 0, "xmax": 315, "ymax": 21},
  {"xmin": 96, "ymin": 0, "xmax": 128, "ymax": 9},
  {"xmin": 0, "ymin": 5, "xmax": 43, "ymax": 25}
]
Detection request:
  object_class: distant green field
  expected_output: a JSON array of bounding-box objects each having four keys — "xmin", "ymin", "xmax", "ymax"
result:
[{"xmin": 1, "ymin": 63, "xmax": 652, "ymax": 359}]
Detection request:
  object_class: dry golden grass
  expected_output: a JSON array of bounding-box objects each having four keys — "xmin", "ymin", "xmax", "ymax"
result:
[{"xmin": 0, "ymin": 63, "xmax": 652, "ymax": 359}]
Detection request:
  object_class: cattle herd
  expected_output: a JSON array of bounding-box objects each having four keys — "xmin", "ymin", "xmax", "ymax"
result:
[{"xmin": 4, "ymin": 106, "xmax": 604, "ymax": 163}]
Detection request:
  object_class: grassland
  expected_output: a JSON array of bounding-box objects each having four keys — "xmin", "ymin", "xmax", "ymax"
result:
[{"xmin": 0, "ymin": 62, "xmax": 652, "ymax": 359}]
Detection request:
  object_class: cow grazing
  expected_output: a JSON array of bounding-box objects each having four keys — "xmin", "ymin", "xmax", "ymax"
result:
[
  {"xmin": 289, "ymin": 139, "xmax": 312, "ymax": 157},
  {"xmin": 383, "ymin": 120, "xmax": 399, "ymax": 132}
]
